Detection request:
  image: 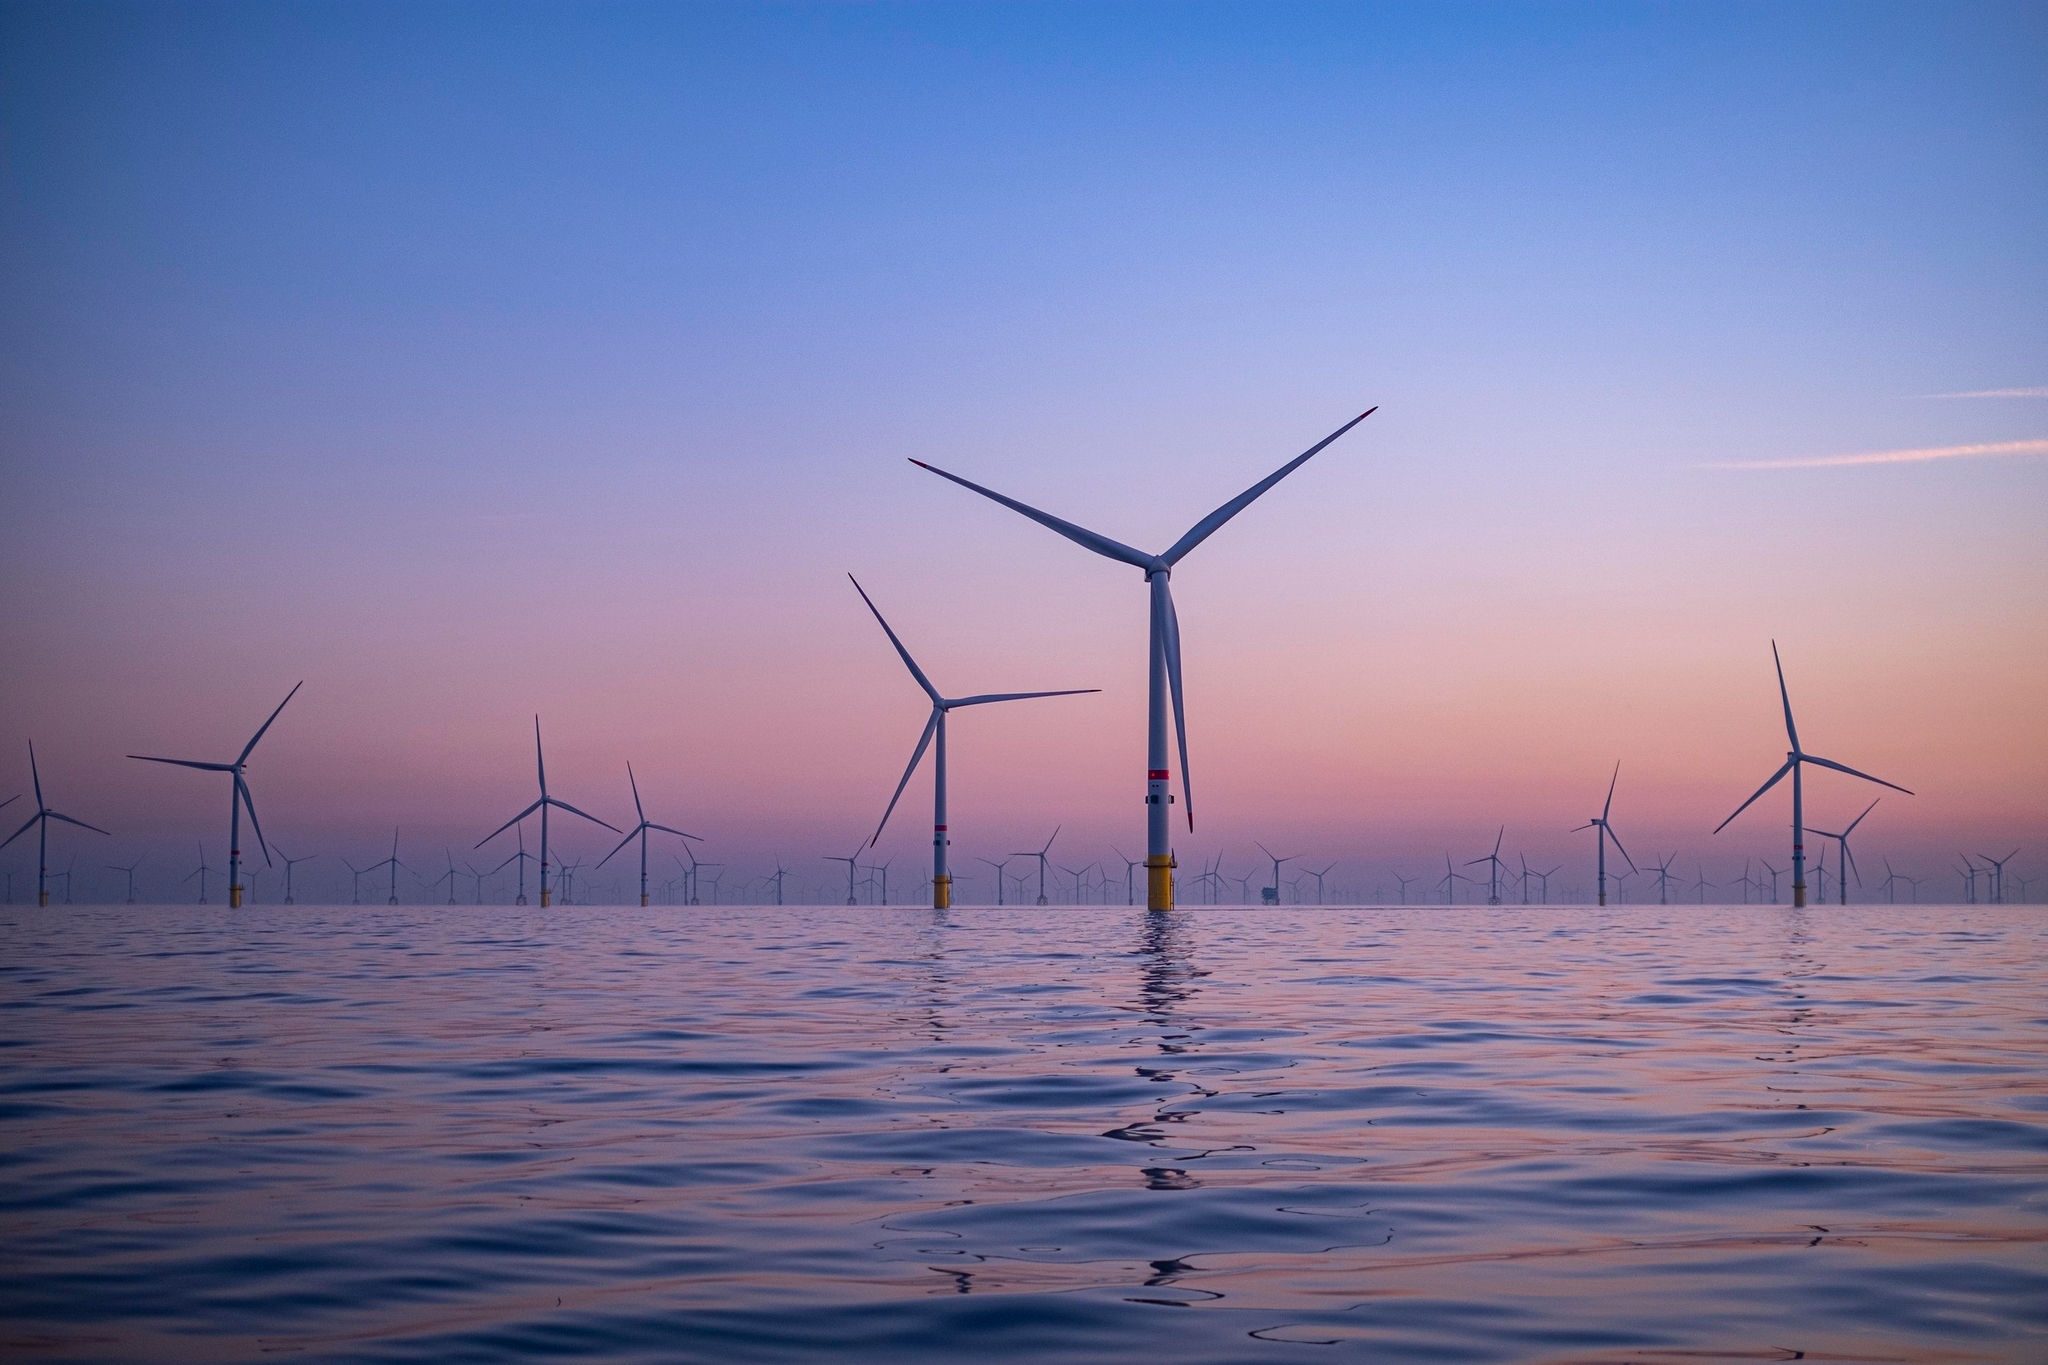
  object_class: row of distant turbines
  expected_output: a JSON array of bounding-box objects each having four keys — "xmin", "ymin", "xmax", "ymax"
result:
[{"xmin": 2, "ymin": 408, "xmax": 1998, "ymax": 913}]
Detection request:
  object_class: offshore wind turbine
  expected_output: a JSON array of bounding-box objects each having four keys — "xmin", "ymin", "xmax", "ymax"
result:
[
  {"xmin": 1255, "ymin": 842, "xmax": 1299, "ymax": 906},
  {"xmin": 1714, "ymin": 642, "xmax": 1912, "ymax": 909},
  {"xmin": 849, "ymin": 575, "xmax": 1097, "ymax": 909},
  {"xmin": 275, "ymin": 848, "xmax": 315, "ymax": 904},
  {"xmin": 186, "ymin": 843, "xmax": 214, "ymax": 904},
  {"xmin": 596, "ymin": 763, "xmax": 700, "ymax": 906},
  {"xmin": 363, "ymin": 828, "xmax": 409, "ymax": 905},
  {"xmin": 1438, "ymin": 853, "xmax": 1471, "ymax": 905},
  {"xmin": 1808, "ymin": 798, "xmax": 1880, "ymax": 906},
  {"xmin": 978, "ymin": 856, "xmax": 1014, "ymax": 906},
  {"xmin": 1, "ymin": 742, "xmax": 111, "ymax": 906},
  {"xmin": 128, "ymin": 682, "xmax": 300, "ymax": 909},
  {"xmin": 1392, "ymin": 871, "xmax": 1416, "ymax": 905},
  {"xmin": 1573, "ymin": 763, "xmax": 1637, "ymax": 906},
  {"xmin": 476, "ymin": 718, "xmax": 619, "ymax": 908},
  {"xmin": 825, "ymin": 848, "xmax": 862, "ymax": 905},
  {"xmin": 342, "ymin": 858, "xmax": 367, "ymax": 904},
  {"xmin": 913, "ymin": 407, "xmax": 1376, "ymax": 909},
  {"xmin": 1760, "ymin": 860, "xmax": 1784, "ymax": 903},
  {"xmin": 1466, "ymin": 828, "xmax": 1507, "ymax": 905},
  {"xmin": 1013, "ymin": 827, "xmax": 1059, "ymax": 906},
  {"xmin": 107, "ymin": 856, "xmax": 143, "ymax": 904},
  {"xmin": 1648, "ymin": 853, "xmax": 1678, "ymax": 905},
  {"xmin": 1975, "ymin": 848, "xmax": 2019, "ymax": 904}
]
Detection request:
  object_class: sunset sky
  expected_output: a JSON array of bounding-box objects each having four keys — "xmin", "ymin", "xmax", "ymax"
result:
[{"xmin": 4, "ymin": 2, "xmax": 2043, "ymax": 900}]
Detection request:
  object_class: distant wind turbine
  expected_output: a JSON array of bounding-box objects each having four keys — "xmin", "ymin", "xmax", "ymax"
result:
[
  {"xmin": 1013, "ymin": 827, "xmax": 1059, "ymax": 906},
  {"xmin": 912, "ymin": 407, "xmax": 1376, "ymax": 909},
  {"xmin": 978, "ymin": 856, "xmax": 1014, "ymax": 906},
  {"xmin": 107, "ymin": 856, "xmax": 144, "ymax": 904},
  {"xmin": 186, "ymin": 842, "xmax": 214, "ymax": 904},
  {"xmin": 476, "ymin": 718, "xmax": 619, "ymax": 908},
  {"xmin": 848, "ymin": 575, "xmax": 1096, "ymax": 909},
  {"xmin": 824, "ymin": 848, "xmax": 862, "ymax": 905},
  {"xmin": 1975, "ymin": 848, "xmax": 2019, "ymax": 904},
  {"xmin": 1438, "ymin": 853, "xmax": 1471, "ymax": 905},
  {"xmin": 1807, "ymin": 798, "xmax": 1881, "ymax": 906},
  {"xmin": 1255, "ymin": 841, "xmax": 1299, "ymax": 906},
  {"xmin": 1466, "ymin": 828, "xmax": 1507, "ymax": 905},
  {"xmin": 596, "ymin": 763, "xmax": 700, "ymax": 906},
  {"xmin": 275, "ymin": 848, "xmax": 316, "ymax": 905},
  {"xmin": 128, "ymin": 682, "xmax": 300, "ymax": 908},
  {"xmin": 363, "ymin": 828, "xmax": 409, "ymax": 905},
  {"xmin": 1714, "ymin": 642, "xmax": 1912, "ymax": 908},
  {"xmin": 1, "ymin": 742, "xmax": 111, "ymax": 906},
  {"xmin": 1574, "ymin": 763, "xmax": 1637, "ymax": 906}
]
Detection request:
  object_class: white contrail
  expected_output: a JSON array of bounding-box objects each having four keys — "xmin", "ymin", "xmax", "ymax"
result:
[
  {"xmin": 1924, "ymin": 387, "xmax": 2048, "ymax": 399},
  {"xmin": 1702, "ymin": 438, "xmax": 2048, "ymax": 471}
]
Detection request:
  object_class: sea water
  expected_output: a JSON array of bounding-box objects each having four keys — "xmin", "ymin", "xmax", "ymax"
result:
[{"xmin": 2, "ymin": 903, "xmax": 2043, "ymax": 1362}]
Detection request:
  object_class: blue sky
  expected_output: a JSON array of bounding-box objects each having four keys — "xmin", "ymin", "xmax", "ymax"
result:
[{"xmin": 3, "ymin": 2, "xmax": 2043, "ymax": 898}]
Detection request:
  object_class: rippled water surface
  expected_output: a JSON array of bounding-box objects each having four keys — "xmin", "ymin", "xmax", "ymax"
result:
[{"xmin": 2, "ymin": 903, "xmax": 2044, "ymax": 1362}]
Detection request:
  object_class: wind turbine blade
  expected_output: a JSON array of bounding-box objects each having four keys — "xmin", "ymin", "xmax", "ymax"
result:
[
  {"xmin": 596, "ymin": 825, "xmax": 641, "ymax": 869},
  {"xmin": 848, "ymin": 575, "xmax": 943, "ymax": 703},
  {"xmin": 1714, "ymin": 760, "xmax": 1794, "ymax": 833},
  {"xmin": 1842, "ymin": 797, "xmax": 1880, "ymax": 836},
  {"xmin": 29, "ymin": 741, "xmax": 43, "ymax": 806},
  {"xmin": 870, "ymin": 711, "xmax": 940, "ymax": 847},
  {"xmin": 1161, "ymin": 409, "xmax": 1376, "ymax": 566},
  {"xmin": 1160, "ymin": 577, "xmax": 1192, "ymax": 830},
  {"xmin": 1, "ymin": 814, "xmax": 42, "ymax": 851},
  {"xmin": 1492, "ymin": 826, "xmax": 1504, "ymax": 857},
  {"xmin": 533, "ymin": 716, "xmax": 547, "ymax": 796},
  {"xmin": 1602, "ymin": 762, "xmax": 1619, "ymax": 822},
  {"xmin": 127, "ymin": 755, "xmax": 234, "ymax": 772},
  {"xmin": 645, "ymin": 823, "xmax": 701, "ymax": 841},
  {"xmin": 947, "ymin": 688, "xmax": 1101, "ymax": 707},
  {"xmin": 1801, "ymin": 754, "xmax": 1913, "ymax": 795},
  {"xmin": 543, "ymin": 796, "xmax": 623, "ymax": 834},
  {"xmin": 1844, "ymin": 842, "xmax": 1862, "ymax": 886},
  {"xmin": 476, "ymin": 798, "xmax": 546, "ymax": 848},
  {"xmin": 237, "ymin": 681, "xmax": 303, "ymax": 765},
  {"xmin": 907, "ymin": 460, "xmax": 1153, "ymax": 568},
  {"xmin": 1770, "ymin": 641, "xmax": 1802, "ymax": 754},
  {"xmin": 1606, "ymin": 825, "xmax": 1638, "ymax": 875},
  {"xmin": 235, "ymin": 775, "xmax": 272, "ymax": 865},
  {"xmin": 43, "ymin": 810, "xmax": 112, "ymax": 836},
  {"xmin": 628, "ymin": 762, "xmax": 646, "ymax": 824}
]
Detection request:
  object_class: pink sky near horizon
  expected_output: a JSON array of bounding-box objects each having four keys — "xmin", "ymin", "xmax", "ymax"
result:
[{"xmin": 3, "ymin": 3, "xmax": 2044, "ymax": 899}]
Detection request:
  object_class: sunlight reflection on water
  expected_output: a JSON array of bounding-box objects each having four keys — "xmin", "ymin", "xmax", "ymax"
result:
[{"xmin": 1, "ymin": 903, "xmax": 2044, "ymax": 1362}]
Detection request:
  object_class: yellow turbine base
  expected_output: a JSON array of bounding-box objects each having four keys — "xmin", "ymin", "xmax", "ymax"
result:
[
  {"xmin": 1146, "ymin": 855, "xmax": 1176, "ymax": 911},
  {"xmin": 933, "ymin": 874, "xmax": 951, "ymax": 910},
  {"xmin": 1792, "ymin": 882, "xmax": 1807, "ymax": 908},
  {"xmin": 641, "ymin": 894, "xmax": 650, "ymax": 906},
  {"xmin": 541, "ymin": 889, "xmax": 552, "ymax": 908},
  {"xmin": 230, "ymin": 885, "xmax": 243, "ymax": 909},
  {"xmin": 40, "ymin": 891, "xmax": 50, "ymax": 907}
]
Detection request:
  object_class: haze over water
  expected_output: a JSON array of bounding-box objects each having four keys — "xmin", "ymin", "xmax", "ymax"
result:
[{"xmin": 4, "ymin": 901, "xmax": 2042, "ymax": 1362}]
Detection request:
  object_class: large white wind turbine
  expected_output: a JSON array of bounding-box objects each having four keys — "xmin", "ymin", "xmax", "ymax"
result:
[
  {"xmin": 476, "ymin": 717, "xmax": 620, "ymax": 908},
  {"xmin": 128, "ymin": 682, "xmax": 301, "ymax": 908},
  {"xmin": 1714, "ymin": 642, "xmax": 1911, "ymax": 908},
  {"xmin": 596, "ymin": 763, "xmax": 700, "ymax": 906},
  {"xmin": 849, "ymin": 575, "xmax": 1097, "ymax": 909},
  {"xmin": 1, "ymin": 742, "xmax": 111, "ymax": 906},
  {"xmin": 1574, "ymin": 763, "xmax": 1636, "ymax": 906},
  {"xmin": 912, "ymin": 408, "xmax": 1375, "ymax": 909}
]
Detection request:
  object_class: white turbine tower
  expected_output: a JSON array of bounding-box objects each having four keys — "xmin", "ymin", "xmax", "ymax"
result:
[
  {"xmin": 128, "ymin": 683, "xmax": 301, "ymax": 909},
  {"xmin": 912, "ymin": 407, "xmax": 1375, "ymax": 909},
  {"xmin": 849, "ymin": 575, "xmax": 1097, "ymax": 909},
  {"xmin": 1714, "ymin": 642, "xmax": 1911, "ymax": 908}
]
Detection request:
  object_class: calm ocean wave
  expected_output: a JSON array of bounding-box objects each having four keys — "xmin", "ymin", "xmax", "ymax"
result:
[{"xmin": 1, "ymin": 904, "xmax": 2043, "ymax": 1362}]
